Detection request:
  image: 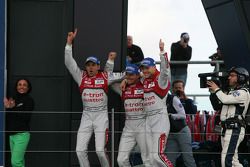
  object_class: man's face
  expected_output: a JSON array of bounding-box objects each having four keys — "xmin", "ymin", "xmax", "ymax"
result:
[
  {"xmin": 85, "ymin": 62, "xmax": 100, "ymax": 77},
  {"xmin": 126, "ymin": 73, "xmax": 140, "ymax": 85},
  {"xmin": 140, "ymin": 66, "xmax": 155, "ymax": 79},
  {"xmin": 127, "ymin": 36, "xmax": 133, "ymax": 47},
  {"xmin": 228, "ymin": 72, "xmax": 238, "ymax": 87},
  {"xmin": 172, "ymin": 82, "xmax": 184, "ymax": 94}
]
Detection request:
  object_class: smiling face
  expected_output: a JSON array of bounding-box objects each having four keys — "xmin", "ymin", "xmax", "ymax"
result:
[
  {"xmin": 140, "ymin": 66, "xmax": 156, "ymax": 79},
  {"xmin": 126, "ymin": 73, "xmax": 140, "ymax": 85},
  {"xmin": 85, "ymin": 62, "xmax": 100, "ymax": 77},
  {"xmin": 16, "ymin": 80, "xmax": 29, "ymax": 94},
  {"xmin": 228, "ymin": 72, "xmax": 238, "ymax": 88}
]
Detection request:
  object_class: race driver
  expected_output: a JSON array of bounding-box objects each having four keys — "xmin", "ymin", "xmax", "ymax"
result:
[
  {"xmin": 121, "ymin": 39, "xmax": 173, "ymax": 167},
  {"xmin": 111, "ymin": 64, "xmax": 151, "ymax": 167},
  {"xmin": 65, "ymin": 29, "xmax": 116, "ymax": 167}
]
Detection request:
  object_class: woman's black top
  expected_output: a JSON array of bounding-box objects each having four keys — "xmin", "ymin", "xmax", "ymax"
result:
[{"xmin": 6, "ymin": 93, "xmax": 34, "ymax": 135}]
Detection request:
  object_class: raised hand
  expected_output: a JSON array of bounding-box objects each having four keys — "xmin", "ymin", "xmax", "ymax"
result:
[
  {"xmin": 108, "ymin": 52, "xmax": 117, "ymax": 61},
  {"xmin": 159, "ymin": 39, "xmax": 164, "ymax": 52},
  {"xmin": 67, "ymin": 28, "xmax": 78, "ymax": 45},
  {"xmin": 3, "ymin": 97, "xmax": 15, "ymax": 109},
  {"xmin": 3, "ymin": 97, "xmax": 10, "ymax": 108}
]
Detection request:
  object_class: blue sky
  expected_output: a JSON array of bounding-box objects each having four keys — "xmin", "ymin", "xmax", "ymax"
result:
[{"xmin": 127, "ymin": 0, "xmax": 218, "ymax": 111}]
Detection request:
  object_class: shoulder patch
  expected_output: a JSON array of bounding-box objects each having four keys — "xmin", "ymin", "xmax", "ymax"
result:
[
  {"xmin": 178, "ymin": 103, "xmax": 183, "ymax": 108},
  {"xmin": 232, "ymin": 91, "xmax": 240, "ymax": 97}
]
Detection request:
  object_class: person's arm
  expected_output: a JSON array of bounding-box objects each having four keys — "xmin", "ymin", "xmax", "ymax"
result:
[
  {"xmin": 65, "ymin": 44, "xmax": 82, "ymax": 85},
  {"xmin": 184, "ymin": 99, "xmax": 197, "ymax": 115},
  {"xmin": 110, "ymin": 82, "xmax": 122, "ymax": 96},
  {"xmin": 170, "ymin": 43, "xmax": 178, "ymax": 61},
  {"xmin": 64, "ymin": 29, "xmax": 83, "ymax": 85},
  {"xmin": 215, "ymin": 89, "xmax": 249, "ymax": 104},
  {"xmin": 105, "ymin": 52, "xmax": 125, "ymax": 86},
  {"xmin": 170, "ymin": 96, "xmax": 186, "ymax": 120},
  {"xmin": 207, "ymin": 80, "xmax": 249, "ymax": 104},
  {"xmin": 158, "ymin": 39, "xmax": 171, "ymax": 89},
  {"xmin": 183, "ymin": 46, "xmax": 192, "ymax": 61},
  {"xmin": 108, "ymin": 72, "xmax": 125, "ymax": 86},
  {"xmin": 209, "ymin": 93, "xmax": 222, "ymax": 111},
  {"xmin": 104, "ymin": 52, "xmax": 116, "ymax": 73}
]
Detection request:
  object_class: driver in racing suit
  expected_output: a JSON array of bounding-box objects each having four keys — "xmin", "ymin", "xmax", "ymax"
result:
[
  {"xmin": 121, "ymin": 39, "xmax": 173, "ymax": 167},
  {"xmin": 207, "ymin": 67, "xmax": 250, "ymax": 167},
  {"xmin": 111, "ymin": 64, "xmax": 151, "ymax": 167},
  {"xmin": 65, "ymin": 29, "xmax": 116, "ymax": 167}
]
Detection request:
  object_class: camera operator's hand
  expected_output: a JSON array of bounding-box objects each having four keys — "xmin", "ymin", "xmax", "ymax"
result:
[
  {"xmin": 207, "ymin": 80, "xmax": 219, "ymax": 92},
  {"xmin": 180, "ymin": 38, "xmax": 188, "ymax": 48}
]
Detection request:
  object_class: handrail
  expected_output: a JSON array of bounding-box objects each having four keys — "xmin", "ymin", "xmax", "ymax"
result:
[
  {"xmin": 155, "ymin": 60, "xmax": 224, "ymax": 105},
  {"xmin": 155, "ymin": 60, "xmax": 224, "ymax": 65},
  {"xmin": 155, "ymin": 60, "xmax": 224, "ymax": 72}
]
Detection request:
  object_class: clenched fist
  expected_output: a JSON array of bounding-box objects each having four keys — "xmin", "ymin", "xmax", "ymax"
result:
[{"xmin": 108, "ymin": 52, "xmax": 117, "ymax": 61}]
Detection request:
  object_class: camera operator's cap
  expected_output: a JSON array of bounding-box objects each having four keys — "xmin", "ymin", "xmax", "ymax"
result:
[
  {"xmin": 125, "ymin": 64, "xmax": 140, "ymax": 74},
  {"xmin": 85, "ymin": 56, "xmax": 100, "ymax": 65},
  {"xmin": 140, "ymin": 57, "xmax": 156, "ymax": 67},
  {"xmin": 181, "ymin": 32, "xmax": 189, "ymax": 40}
]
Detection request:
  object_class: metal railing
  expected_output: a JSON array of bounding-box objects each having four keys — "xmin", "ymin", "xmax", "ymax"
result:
[
  {"xmin": 156, "ymin": 60, "xmax": 224, "ymax": 104},
  {"xmin": 156, "ymin": 60, "xmax": 224, "ymax": 72}
]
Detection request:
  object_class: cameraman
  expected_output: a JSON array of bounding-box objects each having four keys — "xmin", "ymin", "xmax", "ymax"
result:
[{"xmin": 207, "ymin": 67, "xmax": 250, "ymax": 167}]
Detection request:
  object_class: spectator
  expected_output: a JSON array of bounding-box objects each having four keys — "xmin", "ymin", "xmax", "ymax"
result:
[
  {"xmin": 172, "ymin": 80, "xmax": 197, "ymax": 117},
  {"xmin": 4, "ymin": 78, "xmax": 34, "ymax": 167},
  {"xmin": 165, "ymin": 93, "xmax": 197, "ymax": 167},
  {"xmin": 170, "ymin": 33, "xmax": 192, "ymax": 85},
  {"xmin": 209, "ymin": 48, "xmax": 226, "ymax": 72},
  {"xmin": 127, "ymin": 35, "xmax": 144, "ymax": 65}
]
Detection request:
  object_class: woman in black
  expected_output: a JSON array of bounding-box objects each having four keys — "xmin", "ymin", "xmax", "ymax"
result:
[{"xmin": 4, "ymin": 78, "xmax": 34, "ymax": 167}]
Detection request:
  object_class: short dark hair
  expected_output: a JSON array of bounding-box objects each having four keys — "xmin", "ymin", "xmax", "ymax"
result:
[{"xmin": 172, "ymin": 80, "xmax": 185, "ymax": 88}]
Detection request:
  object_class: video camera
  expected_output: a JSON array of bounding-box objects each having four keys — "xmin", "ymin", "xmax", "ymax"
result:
[{"xmin": 198, "ymin": 71, "xmax": 228, "ymax": 89}]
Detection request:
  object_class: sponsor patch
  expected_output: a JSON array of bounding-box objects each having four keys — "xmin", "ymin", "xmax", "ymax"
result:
[
  {"xmin": 134, "ymin": 89, "xmax": 144, "ymax": 95},
  {"xmin": 84, "ymin": 81, "xmax": 92, "ymax": 84},
  {"xmin": 148, "ymin": 82, "xmax": 155, "ymax": 88},
  {"xmin": 95, "ymin": 79, "xmax": 104, "ymax": 85}
]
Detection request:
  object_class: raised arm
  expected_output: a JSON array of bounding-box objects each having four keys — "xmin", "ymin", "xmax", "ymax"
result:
[
  {"xmin": 64, "ymin": 29, "xmax": 82, "ymax": 85},
  {"xmin": 158, "ymin": 39, "xmax": 171, "ymax": 89},
  {"xmin": 110, "ymin": 82, "xmax": 122, "ymax": 96},
  {"xmin": 104, "ymin": 52, "xmax": 116, "ymax": 73}
]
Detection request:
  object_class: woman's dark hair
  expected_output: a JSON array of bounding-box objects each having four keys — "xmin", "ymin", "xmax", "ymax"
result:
[{"xmin": 15, "ymin": 78, "xmax": 32, "ymax": 94}]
